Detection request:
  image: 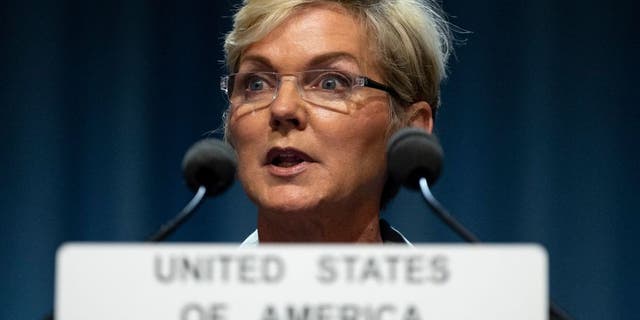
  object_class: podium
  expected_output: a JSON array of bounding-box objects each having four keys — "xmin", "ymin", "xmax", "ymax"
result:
[{"xmin": 55, "ymin": 244, "xmax": 547, "ymax": 320}]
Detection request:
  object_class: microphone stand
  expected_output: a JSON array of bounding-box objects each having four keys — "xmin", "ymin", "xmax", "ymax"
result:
[
  {"xmin": 146, "ymin": 185, "xmax": 207, "ymax": 242},
  {"xmin": 44, "ymin": 186, "xmax": 209, "ymax": 320},
  {"xmin": 417, "ymin": 177, "xmax": 573, "ymax": 320},
  {"xmin": 419, "ymin": 178, "xmax": 480, "ymax": 243}
]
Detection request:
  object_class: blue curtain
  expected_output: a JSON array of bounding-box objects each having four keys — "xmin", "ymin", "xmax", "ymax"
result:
[{"xmin": 1, "ymin": 1, "xmax": 638, "ymax": 319}]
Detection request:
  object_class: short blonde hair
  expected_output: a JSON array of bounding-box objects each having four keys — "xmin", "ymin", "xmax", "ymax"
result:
[{"xmin": 223, "ymin": 0, "xmax": 451, "ymax": 133}]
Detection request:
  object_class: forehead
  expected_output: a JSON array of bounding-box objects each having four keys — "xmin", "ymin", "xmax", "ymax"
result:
[{"xmin": 239, "ymin": 5, "xmax": 378, "ymax": 73}]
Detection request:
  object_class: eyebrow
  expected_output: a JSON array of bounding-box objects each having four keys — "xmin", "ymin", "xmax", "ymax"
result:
[
  {"xmin": 306, "ymin": 52, "xmax": 361, "ymax": 70},
  {"xmin": 237, "ymin": 55, "xmax": 273, "ymax": 71},
  {"xmin": 238, "ymin": 52, "xmax": 361, "ymax": 72}
]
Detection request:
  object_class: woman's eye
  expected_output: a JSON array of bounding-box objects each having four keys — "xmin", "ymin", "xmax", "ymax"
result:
[
  {"xmin": 240, "ymin": 73, "xmax": 275, "ymax": 92},
  {"xmin": 247, "ymin": 77, "xmax": 266, "ymax": 91},
  {"xmin": 316, "ymin": 73, "xmax": 350, "ymax": 91},
  {"xmin": 320, "ymin": 78, "xmax": 338, "ymax": 90}
]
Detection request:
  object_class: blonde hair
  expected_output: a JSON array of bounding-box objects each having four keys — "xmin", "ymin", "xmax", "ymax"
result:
[{"xmin": 223, "ymin": 0, "xmax": 451, "ymax": 134}]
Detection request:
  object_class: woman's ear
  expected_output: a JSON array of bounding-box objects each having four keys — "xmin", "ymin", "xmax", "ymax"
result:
[{"xmin": 407, "ymin": 101, "xmax": 433, "ymax": 133}]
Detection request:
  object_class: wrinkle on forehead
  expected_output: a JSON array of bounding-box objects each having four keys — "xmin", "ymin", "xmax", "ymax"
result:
[{"xmin": 238, "ymin": 4, "xmax": 382, "ymax": 79}]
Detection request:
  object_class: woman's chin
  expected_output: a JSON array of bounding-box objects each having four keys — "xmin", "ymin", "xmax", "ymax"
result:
[
  {"xmin": 256, "ymin": 189, "xmax": 324, "ymax": 215},
  {"xmin": 259, "ymin": 198, "xmax": 320, "ymax": 215}
]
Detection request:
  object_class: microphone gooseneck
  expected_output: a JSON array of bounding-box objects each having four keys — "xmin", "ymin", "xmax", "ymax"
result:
[
  {"xmin": 386, "ymin": 127, "xmax": 572, "ymax": 320},
  {"xmin": 46, "ymin": 139, "xmax": 237, "ymax": 319},
  {"xmin": 418, "ymin": 177, "xmax": 480, "ymax": 243},
  {"xmin": 387, "ymin": 127, "xmax": 479, "ymax": 242},
  {"xmin": 146, "ymin": 138, "xmax": 237, "ymax": 242},
  {"xmin": 145, "ymin": 186, "xmax": 207, "ymax": 242}
]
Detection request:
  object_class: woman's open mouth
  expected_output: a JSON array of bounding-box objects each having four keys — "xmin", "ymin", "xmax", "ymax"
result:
[{"xmin": 265, "ymin": 147, "xmax": 315, "ymax": 176}]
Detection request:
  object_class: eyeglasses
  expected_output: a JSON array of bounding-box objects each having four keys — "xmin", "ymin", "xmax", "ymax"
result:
[{"xmin": 220, "ymin": 69, "xmax": 398, "ymax": 113}]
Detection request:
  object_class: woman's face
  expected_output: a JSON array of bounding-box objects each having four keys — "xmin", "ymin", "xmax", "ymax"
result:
[{"xmin": 229, "ymin": 5, "xmax": 392, "ymax": 215}]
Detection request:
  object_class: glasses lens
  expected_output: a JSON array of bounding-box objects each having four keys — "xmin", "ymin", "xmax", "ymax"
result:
[
  {"xmin": 223, "ymin": 70, "xmax": 357, "ymax": 113},
  {"xmin": 299, "ymin": 70, "xmax": 353, "ymax": 112},
  {"xmin": 226, "ymin": 72, "xmax": 277, "ymax": 111}
]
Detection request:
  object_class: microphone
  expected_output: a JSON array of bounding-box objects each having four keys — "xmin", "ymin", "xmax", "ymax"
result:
[
  {"xmin": 387, "ymin": 128, "xmax": 479, "ymax": 242},
  {"xmin": 146, "ymin": 138, "xmax": 237, "ymax": 241},
  {"xmin": 44, "ymin": 139, "xmax": 237, "ymax": 319},
  {"xmin": 387, "ymin": 127, "xmax": 443, "ymax": 189},
  {"xmin": 386, "ymin": 127, "xmax": 572, "ymax": 320},
  {"xmin": 182, "ymin": 138, "xmax": 237, "ymax": 197}
]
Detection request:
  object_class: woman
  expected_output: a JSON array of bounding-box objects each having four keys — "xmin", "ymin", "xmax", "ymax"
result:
[{"xmin": 221, "ymin": 0, "xmax": 451, "ymax": 243}]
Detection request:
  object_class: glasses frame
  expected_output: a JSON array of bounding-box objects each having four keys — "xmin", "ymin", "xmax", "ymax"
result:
[{"xmin": 220, "ymin": 69, "xmax": 399, "ymax": 109}]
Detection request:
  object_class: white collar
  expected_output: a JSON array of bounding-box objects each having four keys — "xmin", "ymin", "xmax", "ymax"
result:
[{"xmin": 239, "ymin": 229, "xmax": 259, "ymax": 247}]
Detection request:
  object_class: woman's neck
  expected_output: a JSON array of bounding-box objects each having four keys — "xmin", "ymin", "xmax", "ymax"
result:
[{"xmin": 256, "ymin": 204, "xmax": 382, "ymax": 243}]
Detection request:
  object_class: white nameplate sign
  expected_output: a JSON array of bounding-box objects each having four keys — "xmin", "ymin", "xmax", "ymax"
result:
[{"xmin": 56, "ymin": 244, "xmax": 547, "ymax": 320}]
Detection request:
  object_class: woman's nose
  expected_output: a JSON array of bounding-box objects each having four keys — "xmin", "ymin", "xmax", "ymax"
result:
[{"xmin": 269, "ymin": 77, "xmax": 307, "ymax": 132}]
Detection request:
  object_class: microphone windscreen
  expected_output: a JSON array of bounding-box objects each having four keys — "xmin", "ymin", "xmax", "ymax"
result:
[
  {"xmin": 387, "ymin": 127, "xmax": 443, "ymax": 189},
  {"xmin": 181, "ymin": 139, "xmax": 237, "ymax": 197}
]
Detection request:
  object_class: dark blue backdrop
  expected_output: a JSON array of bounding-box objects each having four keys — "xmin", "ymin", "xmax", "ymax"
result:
[{"xmin": 1, "ymin": 0, "xmax": 638, "ymax": 319}]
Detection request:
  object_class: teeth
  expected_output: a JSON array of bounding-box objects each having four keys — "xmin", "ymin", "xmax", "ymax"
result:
[
  {"xmin": 273, "ymin": 154, "xmax": 303, "ymax": 167},
  {"xmin": 267, "ymin": 148, "xmax": 313, "ymax": 168},
  {"xmin": 278, "ymin": 161, "xmax": 299, "ymax": 168}
]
